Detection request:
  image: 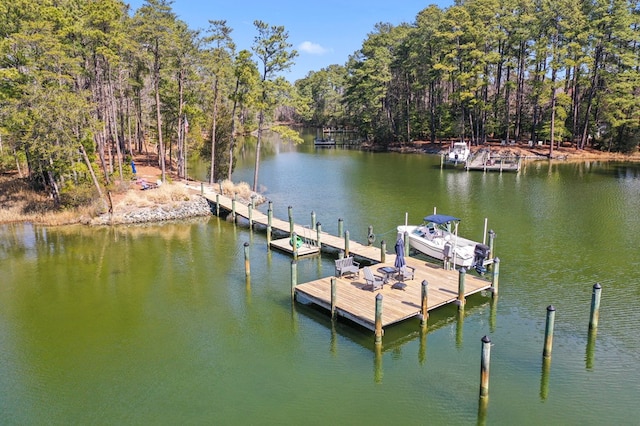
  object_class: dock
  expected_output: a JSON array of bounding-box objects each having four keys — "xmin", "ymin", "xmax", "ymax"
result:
[
  {"xmin": 192, "ymin": 183, "xmax": 498, "ymax": 337},
  {"xmin": 295, "ymin": 257, "xmax": 492, "ymax": 331},
  {"xmin": 465, "ymin": 149, "xmax": 522, "ymax": 172}
]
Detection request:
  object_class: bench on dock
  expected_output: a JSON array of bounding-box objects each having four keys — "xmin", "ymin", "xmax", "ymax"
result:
[{"xmin": 335, "ymin": 257, "xmax": 360, "ymax": 278}]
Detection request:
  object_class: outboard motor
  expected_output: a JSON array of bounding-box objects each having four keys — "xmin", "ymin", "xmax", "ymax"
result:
[{"xmin": 473, "ymin": 243, "xmax": 490, "ymax": 274}]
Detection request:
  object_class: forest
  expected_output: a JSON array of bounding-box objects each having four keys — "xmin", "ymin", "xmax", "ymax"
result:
[{"xmin": 1, "ymin": 0, "xmax": 639, "ymax": 206}]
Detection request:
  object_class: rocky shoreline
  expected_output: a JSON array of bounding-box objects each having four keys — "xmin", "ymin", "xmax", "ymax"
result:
[{"xmin": 90, "ymin": 196, "xmax": 213, "ymax": 226}]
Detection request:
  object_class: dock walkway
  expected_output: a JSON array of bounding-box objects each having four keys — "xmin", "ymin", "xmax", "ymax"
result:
[
  {"xmin": 465, "ymin": 149, "xmax": 521, "ymax": 172},
  {"xmin": 191, "ymin": 182, "xmax": 495, "ymax": 334}
]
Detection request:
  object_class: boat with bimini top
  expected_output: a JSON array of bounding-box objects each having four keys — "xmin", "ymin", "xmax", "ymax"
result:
[{"xmin": 397, "ymin": 214, "xmax": 490, "ymax": 272}]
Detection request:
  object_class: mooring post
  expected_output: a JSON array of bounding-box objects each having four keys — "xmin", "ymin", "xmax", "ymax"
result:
[
  {"xmin": 367, "ymin": 225, "xmax": 374, "ymax": 246},
  {"xmin": 292, "ymin": 231, "xmax": 298, "ymax": 259},
  {"xmin": 491, "ymin": 257, "xmax": 500, "ymax": 297},
  {"xmin": 344, "ymin": 230, "xmax": 350, "ymax": 257},
  {"xmin": 288, "ymin": 205, "xmax": 294, "ymax": 236},
  {"xmin": 218, "ymin": 181, "xmax": 223, "ymax": 194},
  {"xmin": 331, "ymin": 277, "xmax": 337, "ymax": 319},
  {"xmin": 543, "ymin": 305, "xmax": 556, "ymax": 358},
  {"xmin": 338, "ymin": 218, "xmax": 343, "ymax": 239},
  {"xmin": 479, "ymin": 335, "xmax": 491, "ymax": 399},
  {"xmin": 200, "ymin": 182, "xmax": 204, "ymax": 196},
  {"xmin": 247, "ymin": 203, "xmax": 253, "ymax": 229},
  {"xmin": 458, "ymin": 267, "xmax": 466, "ymax": 309},
  {"xmin": 251, "ymin": 194, "xmax": 256, "ymax": 210},
  {"xmin": 488, "ymin": 230, "xmax": 496, "ymax": 260},
  {"xmin": 339, "ymin": 250, "xmax": 344, "ymax": 260},
  {"xmin": 316, "ymin": 222, "xmax": 322, "ymax": 247},
  {"xmin": 375, "ymin": 293, "xmax": 383, "ymax": 345},
  {"xmin": 267, "ymin": 201, "xmax": 273, "ymax": 244},
  {"xmin": 243, "ymin": 242, "xmax": 250, "ymax": 277},
  {"xmin": 231, "ymin": 194, "xmax": 237, "ymax": 223},
  {"xmin": 291, "ymin": 260, "xmax": 297, "ymax": 300},
  {"xmin": 215, "ymin": 193, "xmax": 220, "ymax": 216},
  {"xmin": 420, "ymin": 280, "xmax": 429, "ymax": 327},
  {"xmin": 589, "ymin": 283, "xmax": 602, "ymax": 330},
  {"xmin": 380, "ymin": 240, "xmax": 386, "ymax": 263},
  {"xmin": 311, "ymin": 211, "xmax": 316, "ymax": 231},
  {"xmin": 404, "ymin": 230, "xmax": 409, "ymax": 257}
]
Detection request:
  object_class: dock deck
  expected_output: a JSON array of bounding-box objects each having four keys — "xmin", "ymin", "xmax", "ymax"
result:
[
  {"xmin": 465, "ymin": 149, "xmax": 521, "ymax": 172},
  {"xmin": 295, "ymin": 257, "xmax": 492, "ymax": 331}
]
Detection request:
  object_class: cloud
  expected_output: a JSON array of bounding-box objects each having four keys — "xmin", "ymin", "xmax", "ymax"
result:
[{"xmin": 298, "ymin": 41, "xmax": 331, "ymax": 55}]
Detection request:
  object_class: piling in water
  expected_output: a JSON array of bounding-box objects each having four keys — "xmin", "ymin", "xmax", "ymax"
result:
[
  {"xmin": 420, "ymin": 280, "xmax": 429, "ymax": 327},
  {"xmin": 338, "ymin": 218, "xmax": 343, "ymax": 239},
  {"xmin": 267, "ymin": 202, "xmax": 273, "ymax": 244},
  {"xmin": 316, "ymin": 222, "xmax": 322, "ymax": 247},
  {"xmin": 380, "ymin": 240, "xmax": 386, "ymax": 263},
  {"xmin": 458, "ymin": 267, "xmax": 466, "ymax": 309},
  {"xmin": 231, "ymin": 195, "xmax": 236, "ymax": 223},
  {"xmin": 311, "ymin": 211, "xmax": 316, "ymax": 231},
  {"xmin": 243, "ymin": 242, "xmax": 250, "ymax": 277},
  {"xmin": 543, "ymin": 305, "xmax": 556, "ymax": 358},
  {"xmin": 248, "ymin": 203, "xmax": 253, "ymax": 229},
  {"xmin": 215, "ymin": 194, "xmax": 220, "ymax": 216},
  {"xmin": 589, "ymin": 283, "xmax": 602, "ymax": 330},
  {"xmin": 292, "ymin": 231, "xmax": 298, "ymax": 259},
  {"xmin": 491, "ymin": 257, "xmax": 500, "ymax": 297},
  {"xmin": 479, "ymin": 335, "xmax": 491, "ymax": 399},
  {"xmin": 288, "ymin": 206, "xmax": 294, "ymax": 235},
  {"xmin": 367, "ymin": 225, "xmax": 374, "ymax": 246},
  {"xmin": 331, "ymin": 277, "xmax": 337, "ymax": 318},
  {"xmin": 375, "ymin": 293, "xmax": 383, "ymax": 345},
  {"xmin": 291, "ymin": 261, "xmax": 297, "ymax": 299},
  {"xmin": 488, "ymin": 229, "xmax": 496, "ymax": 260}
]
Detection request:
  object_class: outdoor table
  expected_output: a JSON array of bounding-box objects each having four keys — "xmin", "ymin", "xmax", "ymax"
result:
[{"xmin": 377, "ymin": 266, "xmax": 397, "ymax": 284}]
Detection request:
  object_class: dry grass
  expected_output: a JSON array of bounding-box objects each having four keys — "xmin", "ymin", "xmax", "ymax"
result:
[
  {"xmin": 220, "ymin": 179, "xmax": 255, "ymax": 200},
  {"xmin": 116, "ymin": 183, "xmax": 192, "ymax": 209}
]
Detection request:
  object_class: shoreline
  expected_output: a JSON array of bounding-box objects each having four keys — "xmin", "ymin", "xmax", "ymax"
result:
[{"xmin": 2, "ymin": 143, "xmax": 638, "ymax": 227}]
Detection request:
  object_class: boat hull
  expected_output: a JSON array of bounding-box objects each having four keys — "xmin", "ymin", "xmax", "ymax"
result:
[{"xmin": 397, "ymin": 225, "xmax": 478, "ymax": 268}]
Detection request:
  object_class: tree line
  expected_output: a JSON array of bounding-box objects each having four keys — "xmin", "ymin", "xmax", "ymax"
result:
[
  {"xmin": 297, "ymin": 0, "xmax": 640, "ymax": 157},
  {"xmin": 1, "ymin": 0, "xmax": 639, "ymax": 207},
  {"xmin": 0, "ymin": 0, "xmax": 299, "ymax": 206}
]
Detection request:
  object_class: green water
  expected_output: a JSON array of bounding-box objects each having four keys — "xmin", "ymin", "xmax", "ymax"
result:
[{"xmin": 2, "ymin": 135, "xmax": 640, "ymax": 424}]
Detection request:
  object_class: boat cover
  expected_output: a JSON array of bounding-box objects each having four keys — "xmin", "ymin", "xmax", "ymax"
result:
[{"xmin": 423, "ymin": 214, "xmax": 460, "ymax": 224}]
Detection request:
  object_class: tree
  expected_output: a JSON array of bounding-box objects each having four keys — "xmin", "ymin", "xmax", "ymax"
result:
[{"xmin": 251, "ymin": 20, "xmax": 297, "ymax": 192}]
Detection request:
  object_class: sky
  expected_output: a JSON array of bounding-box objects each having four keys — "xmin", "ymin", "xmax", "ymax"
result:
[{"xmin": 126, "ymin": 0, "xmax": 454, "ymax": 82}]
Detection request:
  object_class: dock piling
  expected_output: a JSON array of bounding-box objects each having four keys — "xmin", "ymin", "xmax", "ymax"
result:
[
  {"xmin": 215, "ymin": 194, "xmax": 220, "ymax": 216},
  {"xmin": 311, "ymin": 211, "xmax": 316, "ymax": 231},
  {"xmin": 375, "ymin": 294, "xmax": 383, "ymax": 345},
  {"xmin": 231, "ymin": 194, "xmax": 237, "ymax": 223},
  {"xmin": 589, "ymin": 283, "xmax": 602, "ymax": 330},
  {"xmin": 288, "ymin": 206, "xmax": 294, "ymax": 235},
  {"xmin": 344, "ymin": 230, "xmax": 350, "ymax": 257},
  {"xmin": 367, "ymin": 225, "xmax": 374, "ymax": 246},
  {"xmin": 200, "ymin": 182, "xmax": 204, "ymax": 196},
  {"xmin": 338, "ymin": 218, "xmax": 343, "ymax": 239},
  {"xmin": 316, "ymin": 222, "xmax": 322, "ymax": 247},
  {"xmin": 543, "ymin": 305, "xmax": 556, "ymax": 358},
  {"xmin": 458, "ymin": 267, "xmax": 467, "ymax": 309},
  {"xmin": 491, "ymin": 258, "xmax": 500, "ymax": 296},
  {"xmin": 292, "ymin": 231, "xmax": 298, "ymax": 259},
  {"xmin": 479, "ymin": 335, "xmax": 491, "ymax": 399},
  {"xmin": 404, "ymin": 231, "xmax": 409, "ymax": 257},
  {"xmin": 380, "ymin": 240, "xmax": 386, "ymax": 263},
  {"xmin": 247, "ymin": 203, "xmax": 253, "ymax": 229},
  {"xmin": 488, "ymin": 230, "xmax": 496, "ymax": 260},
  {"xmin": 291, "ymin": 261, "xmax": 297, "ymax": 299},
  {"xmin": 243, "ymin": 242, "xmax": 250, "ymax": 277},
  {"xmin": 331, "ymin": 277, "xmax": 337, "ymax": 318},
  {"xmin": 267, "ymin": 202, "xmax": 273, "ymax": 244},
  {"xmin": 420, "ymin": 280, "xmax": 429, "ymax": 327}
]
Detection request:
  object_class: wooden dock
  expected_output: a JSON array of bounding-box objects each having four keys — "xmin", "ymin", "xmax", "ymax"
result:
[
  {"xmin": 465, "ymin": 149, "xmax": 522, "ymax": 172},
  {"xmin": 189, "ymin": 182, "xmax": 497, "ymax": 335},
  {"xmin": 295, "ymin": 256, "xmax": 492, "ymax": 331},
  {"xmin": 195, "ymin": 186, "xmax": 386, "ymax": 262}
]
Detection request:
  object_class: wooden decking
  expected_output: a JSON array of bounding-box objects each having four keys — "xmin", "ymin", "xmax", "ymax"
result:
[
  {"xmin": 196, "ymin": 186, "xmax": 387, "ymax": 262},
  {"xmin": 191, "ymin": 182, "xmax": 495, "ymax": 333},
  {"xmin": 295, "ymin": 257, "xmax": 492, "ymax": 331},
  {"xmin": 465, "ymin": 149, "xmax": 522, "ymax": 172}
]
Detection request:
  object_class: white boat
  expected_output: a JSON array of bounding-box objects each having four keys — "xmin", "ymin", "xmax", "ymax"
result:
[
  {"xmin": 446, "ymin": 142, "xmax": 470, "ymax": 164},
  {"xmin": 397, "ymin": 214, "xmax": 489, "ymax": 270}
]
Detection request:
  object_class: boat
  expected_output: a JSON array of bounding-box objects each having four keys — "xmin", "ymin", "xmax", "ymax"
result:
[
  {"xmin": 314, "ymin": 137, "xmax": 336, "ymax": 146},
  {"xmin": 397, "ymin": 214, "xmax": 490, "ymax": 271},
  {"xmin": 446, "ymin": 142, "xmax": 470, "ymax": 164}
]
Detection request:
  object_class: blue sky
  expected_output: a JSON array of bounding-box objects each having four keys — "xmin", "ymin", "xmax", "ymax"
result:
[{"xmin": 127, "ymin": 0, "xmax": 454, "ymax": 82}]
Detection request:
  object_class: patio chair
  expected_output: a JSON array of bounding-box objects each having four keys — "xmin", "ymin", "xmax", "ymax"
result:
[
  {"xmin": 397, "ymin": 264, "xmax": 416, "ymax": 281},
  {"xmin": 363, "ymin": 266, "xmax": 384, "ymax": 291}
]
